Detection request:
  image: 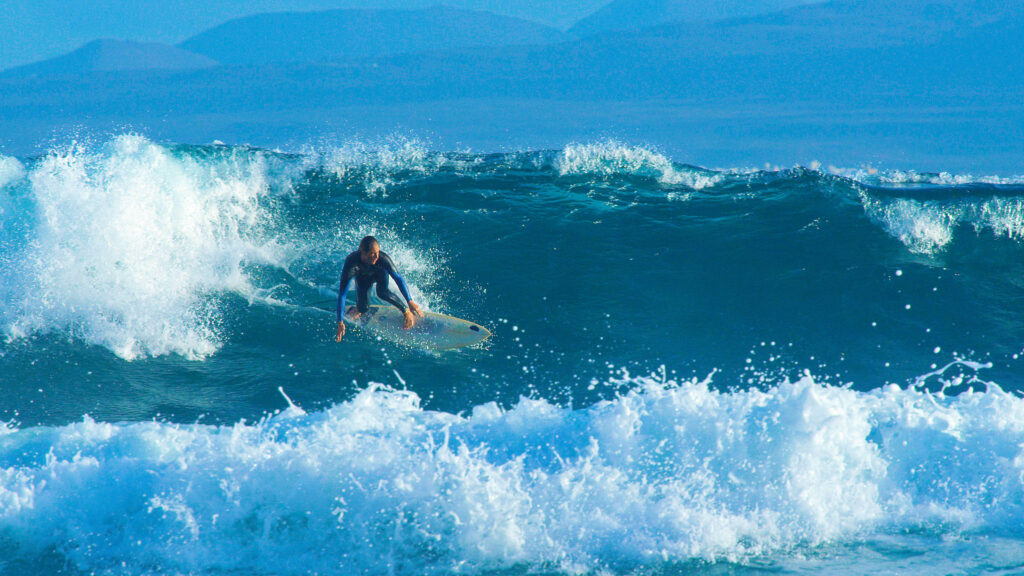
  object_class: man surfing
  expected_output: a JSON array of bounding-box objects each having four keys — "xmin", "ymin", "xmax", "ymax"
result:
[{"xmin": 335, "ymin": 236, "xmax": 423, "ymax": 342}]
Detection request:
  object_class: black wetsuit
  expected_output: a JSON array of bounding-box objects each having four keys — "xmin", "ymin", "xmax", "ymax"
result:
[{"xmin": 336, "ymin": 251, "xmax": 413, "ymax": 321}]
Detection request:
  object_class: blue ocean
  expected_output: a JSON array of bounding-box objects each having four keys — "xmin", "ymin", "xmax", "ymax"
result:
[{"xmin": 2, "ymin": 134, "xmax": 1024, "ymax": 575}]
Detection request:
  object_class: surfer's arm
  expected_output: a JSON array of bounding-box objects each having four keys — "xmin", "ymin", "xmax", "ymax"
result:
[
  {"xmin": 388, "ymin": 269, "xmax": 413, "ymax": 303},
  {"xmin": 337, "ymin": 266, "xmax": 356, "ymax": 322},
  {"xmin": 380, "ymin": 252, "xmax": 422, "ymax": 318},
  {"xmin": 379, "ymin": 252, "xmax": 413, "ymax": 302},
  {"xmin": 390, "ymin": 274, "xmax": 423, "ymax": 319}
]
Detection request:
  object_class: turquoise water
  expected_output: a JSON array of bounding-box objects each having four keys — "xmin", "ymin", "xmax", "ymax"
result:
[{"xmin": 2, "ymin": 135, "xmax": 1024, "ymax": 574}]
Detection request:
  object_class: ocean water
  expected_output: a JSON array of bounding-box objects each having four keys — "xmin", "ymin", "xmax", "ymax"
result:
[{"xmin": 2, "ymin": 134, "xmax": 1024, "ymax": 575}]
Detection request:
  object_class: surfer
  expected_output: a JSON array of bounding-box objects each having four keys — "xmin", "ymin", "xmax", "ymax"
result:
[{"xmin": 335, "ymin": 236, "xmax": 423, "ymax": 342}]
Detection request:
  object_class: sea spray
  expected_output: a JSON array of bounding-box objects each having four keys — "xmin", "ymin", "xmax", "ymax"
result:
[
  {"xmin": 299, "ymin": 136, "xmax": 469, "ymax": 196},
  {"xmin": 0, "ymin": 155, "xmax": 26, "ymax": 191},
  {"xmin": 861, "ymin": 197, "xmax": 962, "ymax": 254},
  {"xmin": 832, "ymin": 166, "xmax": 1024, "ymax": 187},
  {"xmin": 1, "ymin": 136, "xmax": 287, "ymax": 359},
  {"xmin": 3, "ymin": 371, "xmax": 1024, "ymax": 574},
  {"xmin": 555, "ymin": 140, "xmax": 722, "ymax": 189}
]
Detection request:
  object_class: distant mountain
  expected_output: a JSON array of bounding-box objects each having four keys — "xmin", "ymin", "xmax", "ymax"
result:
[
  {"xmin": 1, "ymin": 39, "xmax": 218, "ymax": 77},
  {"xmin": 178, "ymin": 6, "xmax": 570, "ymax": 66},
  {"xmin": 569, "ymin": 0, "xmax": 1024, "ymax": 39},
  {"xmin": 320, "ymin": 0, "xmax": 1024, "ymax": 104},
  {"xmin": 0, "ymin": 0, "xmax": 601, "ymax": 72},
  {"xmin": 565, "ymin": 0, "xmax": 1024, "ymax": 63},
  {"xmin": 569, "ymin": 0, "xmax": 824, "ymax": 36}
]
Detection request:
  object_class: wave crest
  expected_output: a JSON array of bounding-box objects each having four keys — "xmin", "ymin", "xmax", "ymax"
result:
[
  {"xmin": 859, "ymin": 194, "xmax": 1024, "ymax": 255},
  {"xmin": 302, "ymin": 137, "xmax": 473, "ymax": 196},
  {"xmin": 555, "ymin": 141, "xmax": 723, "ymax": 190},
  {"xmin": 1, "ymin": 135, "xmax": 286, "ymax": 360},
  {"xmin": 832, "ymin": 166, "xmax": 1024, "ymax": 187}
]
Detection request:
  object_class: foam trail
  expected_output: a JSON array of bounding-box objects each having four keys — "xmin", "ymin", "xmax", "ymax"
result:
[
  {"xmin": 2, "ymin": 372, "xmax": 1024, "ymax": 575},
  {"xmin": 1, "ymin": 136, "xmax": 286, "ymax": 359}
]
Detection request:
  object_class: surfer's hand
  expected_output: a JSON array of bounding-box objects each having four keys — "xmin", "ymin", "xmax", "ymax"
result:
[
  {"xmin": 408, "ymin": 301, "xmax": 424, "ymax": 317},
  {"xmin": 335, "ymin": 321, "xmax": 345, "ymax": 342},
  {"xmin": 403, "ymin": 308, "xmax": 416, "ymax": 329}
]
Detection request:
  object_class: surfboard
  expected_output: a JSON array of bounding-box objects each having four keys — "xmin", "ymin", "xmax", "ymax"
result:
[{"xmin": 344, "ymin": 305, "xmax": 490, "ymax": 350}]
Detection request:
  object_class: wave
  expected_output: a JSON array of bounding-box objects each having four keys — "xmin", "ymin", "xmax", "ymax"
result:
[
  {"xmin": 0, "ymin": 135, "xmax": 289, "ymax": 360},
  {"xmin": 0, "ymin": 365, "xmax": 1020, "ymax": 575},
  {"xmin": 4, "ymin": 135, "xmax": 1024, "ymax": 361},
  {"xmin": 301, "ymin": 138, "xmax": 726, "ymax": 193},
  {"xmin": 0, "ymin": 136, "xmax": 455, "ymax": 361}
]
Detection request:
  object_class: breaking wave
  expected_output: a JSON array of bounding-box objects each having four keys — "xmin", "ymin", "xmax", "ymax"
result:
[{"xmin": 1, "ymin": 365, "xmax": 1021, "ymax": 575}]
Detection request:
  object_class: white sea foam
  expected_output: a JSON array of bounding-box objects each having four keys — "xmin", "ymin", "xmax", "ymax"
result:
[
  {"xmin": 1, "ymin": 135, "xmax": 287, "ymax": 360},
  {"xmin": 861, "ymin": 197, "xmax": 961, "ymax": 254},
  {"xmin": 859, "ymin": 193, "xmax": 1024, "ymax": 255},
  {"xmin": 978, "ymin": 197, "xmax": 1024, "ymax": 240},
  {"xmin": 555, "ymin": 141, "xmax": 723, "ymax": 190},
  {"xmin": 2, "ymin": 370, "xmax": 1023, "ymax": 575},
  {"xmin": 0, "ymin": 155, "xmax": 26, "ymax": 191},
  {"xmin": 0, "ymin": 155, "xmax": 26, "ymax": 225},
  {"xmin": 302, "ymin": 137, "xmax": 474, "ymax": 196},
  {"xmin": 830, "ymin": 166, "xmax": 1024, "ymax": 187}
]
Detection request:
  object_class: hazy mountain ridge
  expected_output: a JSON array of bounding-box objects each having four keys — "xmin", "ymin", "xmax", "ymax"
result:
[
  {"xmin": 0, "ymin": 39, "xmax": 218, "ymax": 77},
  {"xmin": 4, "ymin": 3, "xmax": 1019, "ymax": 112},
  {"xmin": 569, "ymin": 0, "xmax": 823, "ymax": 36},
  {"xmin": 177, "ymin": 6, "xmax": 569, "ymax": 65},
  {"xmin": 0, "ymin": 0, "xmax": 605, "ymax": 70},
  {"xmin": 17, "ymin": 0, "xmax": 1013, "ymax": 75},
  {"xmin": 575, "ymin": 0, "xmax": 1024, "ymax": 59},
  {"xmin": 3, "ymin": 5, "xmax": 572, "ymax": 75},
  {"xmin": 4, "ymin": 1, "xmax": 1019, "ymax": 96}
]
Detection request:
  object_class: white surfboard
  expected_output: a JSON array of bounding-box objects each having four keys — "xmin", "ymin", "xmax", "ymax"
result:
[{"xmin": 344, "ymin": 305, "xmax": 490, "ymax": 350}]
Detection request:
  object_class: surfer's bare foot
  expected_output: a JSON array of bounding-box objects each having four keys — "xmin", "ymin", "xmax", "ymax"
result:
[
  {"xmin": 408, "ymin": 301, "xmax": 424, "ymax": 317},
  {"xmin": 335, "ymin": 321, "xmax": 345, "ymax": 342},
  {"xmin": 345, "ymin": 306, "xmax": 361, "ymax": 320},
  {"xmin": 403, "ymin": 309, "xmax": 416, "ymax": 329}
]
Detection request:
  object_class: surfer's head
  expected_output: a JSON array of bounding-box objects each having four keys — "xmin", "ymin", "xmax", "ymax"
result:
[{"xmin": 359, "ymin": 235, "xmax": 380, "ymax": 265}]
